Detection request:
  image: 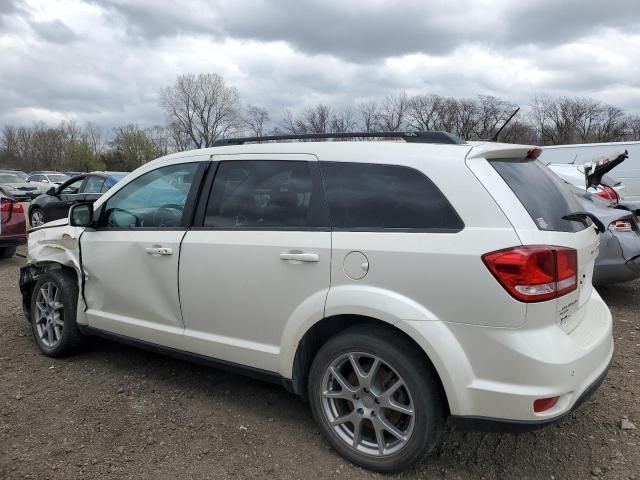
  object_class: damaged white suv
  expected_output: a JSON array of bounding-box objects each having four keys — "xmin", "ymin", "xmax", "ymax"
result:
[{"xmin": 20, "ymin": 132, "xmax": 613, "ymax": 473}]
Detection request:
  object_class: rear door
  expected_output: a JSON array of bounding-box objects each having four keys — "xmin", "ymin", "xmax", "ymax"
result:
[
  {"xmin": 178, "ymin": 154, "xmax": 331, "ymax": 372},
  {"xmin": 81, "ymin": 174, "xmax": 107, "ymax": 203}
]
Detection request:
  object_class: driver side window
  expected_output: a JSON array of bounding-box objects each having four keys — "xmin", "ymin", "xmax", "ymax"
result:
[
  {"xmin": 60, "ymin": 177, "xmax": 84, "ymax": 194},
  {"xmin": 101, "ymin": 163, "xmax": 198, "ymax": 229}
]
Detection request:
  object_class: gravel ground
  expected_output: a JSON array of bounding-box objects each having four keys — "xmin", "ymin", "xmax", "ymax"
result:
[{"xmin": 1, "ymin": 249, "xmax": 638, "ymax": 480}]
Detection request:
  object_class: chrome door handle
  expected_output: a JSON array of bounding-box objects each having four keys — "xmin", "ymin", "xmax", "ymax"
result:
[
  {"xmin": 145, "ymin": 247, "xmax": 173, "ymax": 256},
  {"xmin": 279, "ymin": 252, "xmax": 319, "ymax": 263}
]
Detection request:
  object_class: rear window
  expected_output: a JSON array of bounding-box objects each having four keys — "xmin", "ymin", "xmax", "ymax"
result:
[
  {"xmin": 490, "ymin": 159, "xmax": 588, "ymax": 232},
  {"xmin": 320, "ymin": 162, "xmax": 463, "ymax": 231}
]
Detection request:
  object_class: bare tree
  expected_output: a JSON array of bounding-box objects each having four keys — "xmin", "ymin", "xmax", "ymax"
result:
[
  {"xmin": 356, "ymin": 100, "xmax": 379, "ymax": 132},
  {"xmin": 330, "ymin": 108, "xmax": 357, "ymax": 133},
  {"xmin": 244, "ymin": 105, "xmax": 270, "ymax": 137},
  {"xmin": 160, "ymin": 73, "xmax": 242, "ymax": 148},
  {"xmin": 377, "ymin": 93, "xmax": 410, "ymax": 131}
]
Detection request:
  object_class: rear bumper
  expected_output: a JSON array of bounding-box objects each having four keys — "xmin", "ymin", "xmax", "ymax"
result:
[
  {"xmin": 0, "ymin": 235, "xmax": 27, "ymax": 247},
  {"xmin": 450, "ymin": 357, "xmax": 611, "ymax": 432},
  {"xmin": 402, "ymin": 288, "xmax": 613, "ymax": 425}
]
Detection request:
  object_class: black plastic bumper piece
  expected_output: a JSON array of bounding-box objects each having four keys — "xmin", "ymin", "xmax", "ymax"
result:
[{"xmin": 450, "ymin": 359, "xmax": 611, "ymax": 433}]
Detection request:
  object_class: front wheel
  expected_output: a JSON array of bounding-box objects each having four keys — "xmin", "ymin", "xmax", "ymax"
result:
[
  {"xmin": 30, "ymin": 269, "xmax": 84, "ymax": 357},
  {"xmin": 308, "ymin": 326, "xmax": 446, "ymax": 473},
  {"xmin": 30, "ymin": 207, "xmax": 45, "ymax": 227}
]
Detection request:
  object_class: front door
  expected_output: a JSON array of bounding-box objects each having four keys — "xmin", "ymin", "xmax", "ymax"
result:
[
  {"xmin": 179, "ymin": 155, "xmax": 331, "ymax": 372},
  {"xmin": 49, "ymin": 176, "xmax": 85, "ymax": 221},
  {"xmin": 81, "ymin": 161, "xmax": 203, "ymax": 348}
]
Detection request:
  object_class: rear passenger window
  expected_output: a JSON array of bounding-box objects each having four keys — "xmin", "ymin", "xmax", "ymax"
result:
[
  {"xmin": 83, "ymin": 176, "xmax": 105, "ymax": 193},
  {"xmin": 320, "ymin": 162, "xmax": 463, "ymax": 231},
  {"xmin": 204, "ymin": 161, "xmax": 321, "ymax": 229}
]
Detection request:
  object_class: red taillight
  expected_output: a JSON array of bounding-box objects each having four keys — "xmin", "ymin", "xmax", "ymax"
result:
[
  {"xmin": 12, "ymin": 202, "xmax": 24, "ymax": 213},
  {"xmin": 482, "ymin": 246, "xmax": 578, "ymax": 302},
  {"xmin": 594, "ymin": 186, "xmax": 617, "ymax": 202},
  {"xmin": 534, "ymin": 396, "xmax": 560, "ymax": 413},
  {"xmin": 526, "ymin": 147, "xmax": 543, "ymax": 159},
  {"xmin": 609, "ymin": 219, "xmax": 633, "ymax": 232}
]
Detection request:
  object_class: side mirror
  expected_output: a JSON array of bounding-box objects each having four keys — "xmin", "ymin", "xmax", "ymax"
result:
[
  {"xmin": 69, "ymin": 203, "xmax": 94, "ymax": 227},
  {"xmin": 46, "ymin": 186, "xmax": 56, "ymax": 195},
  {"xmin": 41, "ymin": 179, "xmax": 49, "ymax": 183}
]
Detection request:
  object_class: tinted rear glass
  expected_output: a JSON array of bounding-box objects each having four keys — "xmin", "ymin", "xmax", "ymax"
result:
[
  {"xmin": 490, "ymin": 159, "xmax": 588, "ymax": 232},
  {"xmin": 320, "ymin": 162, "xmax": 463, "ymax": 231}
]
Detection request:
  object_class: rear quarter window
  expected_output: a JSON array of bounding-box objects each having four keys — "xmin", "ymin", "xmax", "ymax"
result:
[
  {"xmin": 319, "ymin": 162, "xmax": 463, "ymax": 231},
  {"xmin": 490, "ymin": 159, "xmax": 588, "ymax": 233}
]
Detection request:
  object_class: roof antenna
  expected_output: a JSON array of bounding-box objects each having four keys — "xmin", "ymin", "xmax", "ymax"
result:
[{"xmin": 491, "ymin": 107, "xmax": 520, "ymax": 142}]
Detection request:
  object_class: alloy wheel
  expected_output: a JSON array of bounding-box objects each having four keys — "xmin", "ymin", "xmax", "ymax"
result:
[
  {"xmin": 34, "ymin": 282, "xmax": 64, "ymax": 348},
  {"xmin": 320, "ymin": 352, "xmax": 415, "ymax": 457},
  {"xmin": 31, "ymin": 210, "xmax": 44, "ymax": 227}
]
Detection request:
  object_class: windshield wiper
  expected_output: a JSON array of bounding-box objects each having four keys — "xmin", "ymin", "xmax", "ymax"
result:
[{"xmin": 563, "ymin": 211, "xmax": 605, "ymax": 233}]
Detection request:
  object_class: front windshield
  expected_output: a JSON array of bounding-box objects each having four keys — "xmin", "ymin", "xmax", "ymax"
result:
[
  {"xmin": 48, "ymin": 174, "xmax": 70, "ymax": 183},
  {"xmin": 0, "ymin": 174, "xmax": 22, "ymax": 183}
]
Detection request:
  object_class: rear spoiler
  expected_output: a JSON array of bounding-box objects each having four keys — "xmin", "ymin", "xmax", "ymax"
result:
[
  {"xmin": 466, "ymin": 143, "xmax": 540, "ymax": 160},
  {"xmin": 584, "ymin": 151, "xmax": 628, "ymax": 188}
]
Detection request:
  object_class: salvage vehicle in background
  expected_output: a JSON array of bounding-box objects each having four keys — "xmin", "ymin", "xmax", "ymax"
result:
[
  {"xmin": 28, "ymin": 171, "xmax": 127, "ymax": 227},
  {"xmin": 0, "ymin": 171, "xmax": 47, "ymax": 200},
  {"xmin": 568, "ymin": 185, "xmax": 640, "ymax": 285},
  {"xmin": 542, "ymin": 142, "xmax": 640, "ymax": 209},
  {"xmin": 26, "ymin": 172, "xmax": 70, "ymax": 187},
  {"xmin": 0, "ymin": 193, "xmax": 27, "ymax": 258},
  {"xmin": 20, "ymin": 132, "xmax": 613, "ymax": 472}
]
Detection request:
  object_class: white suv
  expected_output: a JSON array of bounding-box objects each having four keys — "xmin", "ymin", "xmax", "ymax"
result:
[{"xmin": 20, "ymin": 132, "xmax": 613, "ymax": 472}]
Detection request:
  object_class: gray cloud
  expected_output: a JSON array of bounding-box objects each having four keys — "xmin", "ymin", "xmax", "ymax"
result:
[
  {"xmin": 30, "ymin": 19, "xmax": 78, "ymax": 43},
  {"xmin": 0, "ymin": 0, "xmax": 639, "ymax": 130}
]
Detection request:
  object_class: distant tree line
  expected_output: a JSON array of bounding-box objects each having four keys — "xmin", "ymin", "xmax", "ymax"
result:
[{"xmin": 2, "ymin": 72, "xmax": 640, "ymax": 172}]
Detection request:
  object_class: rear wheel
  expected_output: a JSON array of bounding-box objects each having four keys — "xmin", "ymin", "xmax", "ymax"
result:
[
  {"xmin": 0, "ymin": 246, "xmax": 17, "ymax": 259},
  {"xmin": 30, "ymin": 269, "xmax": 84, "ymax": 357},
  {"xmin": 308, "ymin": 326, "xmax": 446, "ymax": 472},
  {"xmin": 30, "ymin": 207, "xmax": 45, "ymax": 227}
]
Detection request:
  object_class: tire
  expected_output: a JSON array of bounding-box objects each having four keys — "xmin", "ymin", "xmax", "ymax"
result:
[
  {"xmin": 308, "ymin": 325, "xmax": 446, "ymax": 473},
  {"xmin": 30, "ymin": 207, "xmax": 45, "ymax": 227},
  {"xmin": 0, "ymin": 246, "xmax": 17, "ymax": 259},
  {"xmin": 30, "ymin": 269, "xmax": 84, "ymax": 357}
]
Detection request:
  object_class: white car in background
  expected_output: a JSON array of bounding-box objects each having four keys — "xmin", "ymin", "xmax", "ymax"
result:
[
  {"xmin": 547, "ymin": 154, "xmax": 626, "ymax": 205},
  {"xmin": 20, "ymin": 132, "xmax": 613, "ymax": 472},
  {"xmin": 26, "ymin": 172, "xmax": 70, "ymax": 188},
  {"xmin": 542, "ymin": 142, "xmax": 640, "ymax": 209}
]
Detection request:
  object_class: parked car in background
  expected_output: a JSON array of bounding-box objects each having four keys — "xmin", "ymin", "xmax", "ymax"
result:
[
  {"xmin": 26, "ymin": 172, "xmax": 70, "ymax": 187},
  {"xmin": 20, "ymin": 132, "xmax": 613, "ymax": 472},
  {"xmin": 0, "ymin": 169, "xmax": 29, "ymax": 181},
  {"xmin": 0, "ymin": 193, "xmax": 27, "ymax": 258},
  {"xmin": 541, "ymin": 142, "xmax": 640, "ymax": 209},
  {"xmin": 64, "ymin": 171, "xmax": 84, "ymax": 177},
  {"xmin": 0, "ymin": 171, "xmax": 46, "ymax": 200},
  {"xmin": 568, "ymin": 185, "xmax": 640, "ymax": 285},
  {"xmin": 28, "ymin": 171, "xmax": 127, "ymax": 227},
  {"xmin": 547, "ymin": 162, "xmax": 625, "ymax": 205}
]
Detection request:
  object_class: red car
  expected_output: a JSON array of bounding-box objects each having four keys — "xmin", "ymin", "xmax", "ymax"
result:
[{"xmin": 0, "ymin": 194, "xmax": 27, "ymax": 258}]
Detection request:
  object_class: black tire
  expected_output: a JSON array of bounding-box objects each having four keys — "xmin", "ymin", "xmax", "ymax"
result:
[
  {"xmin": 30, "ymin": 207, "xmax": 44, "ymax": 227},
  {"xmin": 308, "ymin": 325, "xmax": 446, "ymax": 473},
  {"xmin": 30, "ymin": 269, "xmax": 84, "ymax": 357},
  {"xmin": 0, "ymin": 246, "xmax": 17, "ymax": 259}
]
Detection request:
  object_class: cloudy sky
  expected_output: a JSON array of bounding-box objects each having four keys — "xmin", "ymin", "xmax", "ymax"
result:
[{"xmin": 1, "ymin": 0, "xmax": 639, "ymax": 129}]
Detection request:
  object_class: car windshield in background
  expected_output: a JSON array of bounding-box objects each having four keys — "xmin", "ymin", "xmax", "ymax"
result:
[
  {"xmin": 490, "ymin": 158, "xmax": 589, "ymax": 233},
  {"xmin": 0, "ymin": 174, "xmax": 23, "ymax": 183},
  {"xmin": 48, "ymin": 174, "xmax": 70, "ymax": 183}
]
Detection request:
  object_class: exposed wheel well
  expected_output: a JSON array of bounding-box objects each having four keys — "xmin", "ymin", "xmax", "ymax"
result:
[
  {"xmin": 291, "ymin": 314, "xmax": 448, "ymax": 410},
  {"xmin": 20, "ymin": 263, "xmax": 78, "ymax": 320}
]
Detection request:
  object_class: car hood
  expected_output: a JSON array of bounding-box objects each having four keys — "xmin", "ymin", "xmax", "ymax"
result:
[{"xmin": 1, "ymin": 182, "xmax": 42, "ymax": 189}]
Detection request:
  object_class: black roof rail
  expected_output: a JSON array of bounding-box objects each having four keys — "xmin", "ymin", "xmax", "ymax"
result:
[{"xmin": 213, "ymin": 131, "xmax": 464, "ymax": 146}]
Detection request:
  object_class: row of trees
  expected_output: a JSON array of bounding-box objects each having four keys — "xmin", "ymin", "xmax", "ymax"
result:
[{"xmin": 2, "ymin": 72, "xmax": 640, "ymax": 172}]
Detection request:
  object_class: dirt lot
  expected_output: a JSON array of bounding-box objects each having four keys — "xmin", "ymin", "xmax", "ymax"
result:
[{"xmin": 1, "ymin": 250, "xmax": 638, "ymax": 480}]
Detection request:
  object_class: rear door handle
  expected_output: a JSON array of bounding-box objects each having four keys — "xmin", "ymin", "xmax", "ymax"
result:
[
  {"xmin": 145, "ymin": 247, "xmax": 173, "ymax": 256},
  {"xmin": 279, "ymin": 252, "xmax": 319, "ymax": 263}
]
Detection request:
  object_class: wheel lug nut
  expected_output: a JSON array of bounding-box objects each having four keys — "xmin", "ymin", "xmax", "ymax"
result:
[{"xmin": 357, "ymin": 408, "xmax": 364, "ymax": 414}]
